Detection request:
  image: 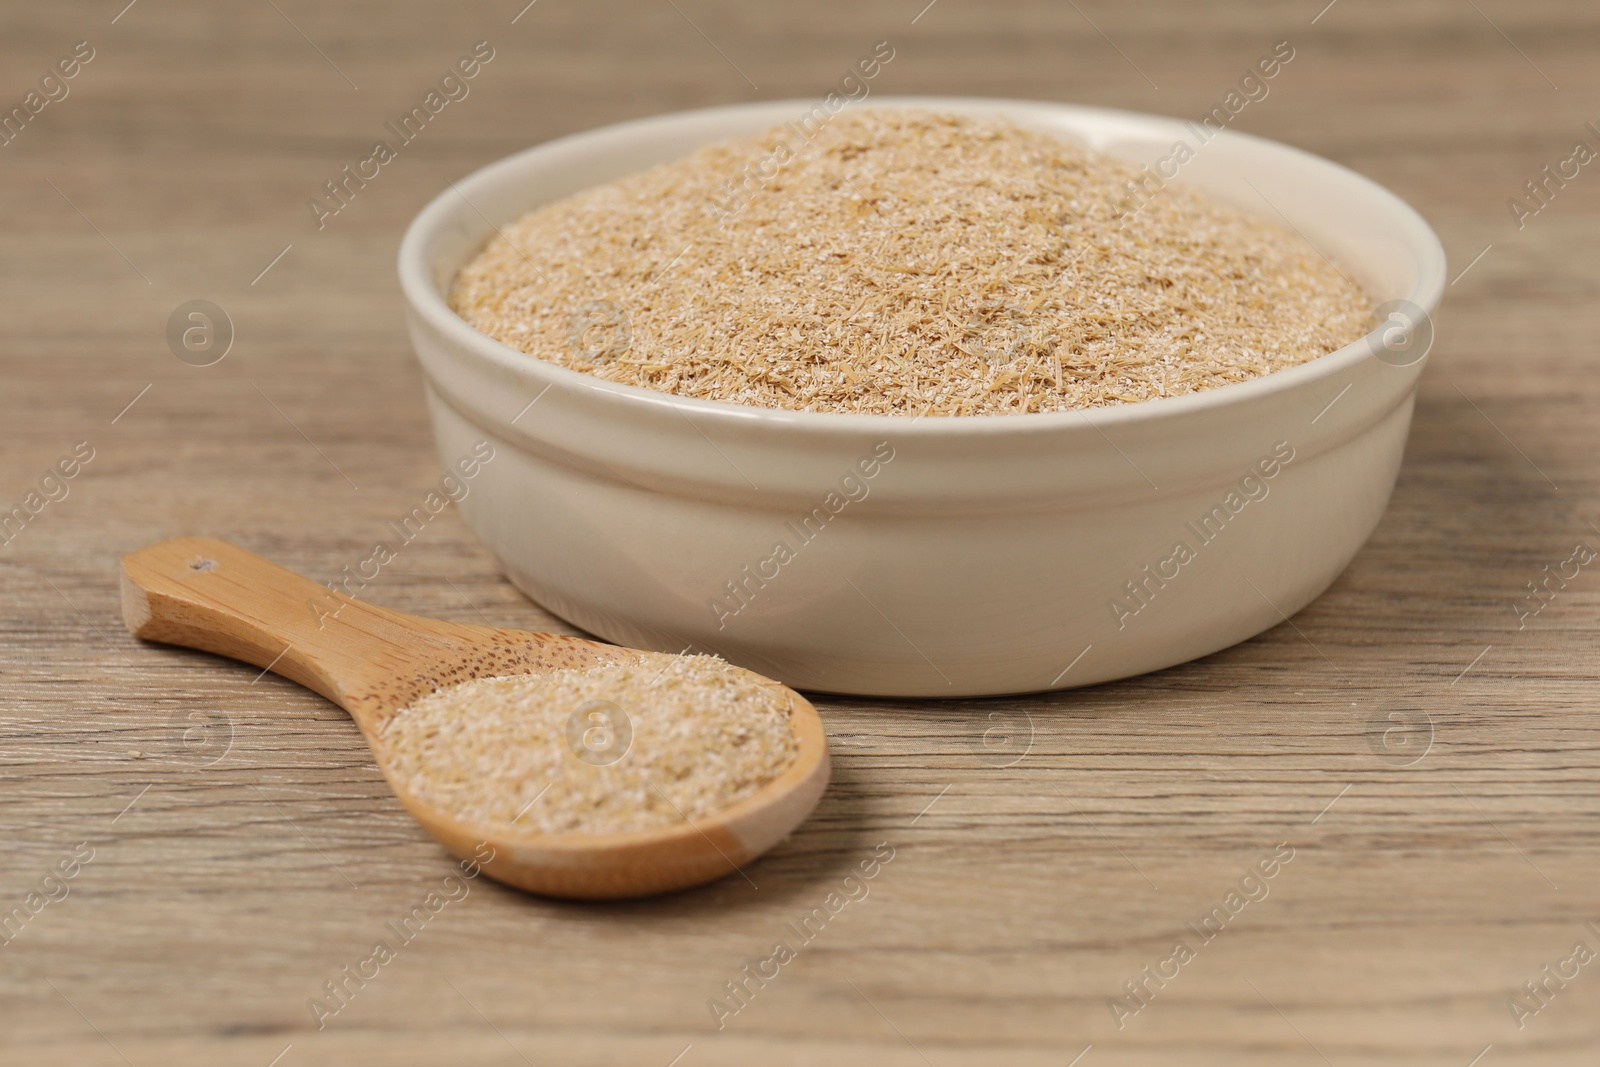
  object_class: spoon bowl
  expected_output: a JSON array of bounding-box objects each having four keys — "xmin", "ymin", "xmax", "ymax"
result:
[{"xmin": 120, "ymin": 537, "xmax": 830, "ymax": 899}]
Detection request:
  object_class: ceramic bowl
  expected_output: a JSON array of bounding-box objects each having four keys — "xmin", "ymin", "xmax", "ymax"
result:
[{"xmin": 398, "ymin": 97, "xmax": 1444, "ymax": 697}]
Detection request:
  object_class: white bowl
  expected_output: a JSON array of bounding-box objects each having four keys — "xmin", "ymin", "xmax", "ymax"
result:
[{"xmin": 398, "ymin": 97, "xmax": 1444, "ymax": 698}]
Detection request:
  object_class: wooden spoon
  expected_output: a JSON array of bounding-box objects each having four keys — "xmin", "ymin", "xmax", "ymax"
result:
[{"xmin": 119, "ymin": 537, "xmax": 830, "ymax": 900}]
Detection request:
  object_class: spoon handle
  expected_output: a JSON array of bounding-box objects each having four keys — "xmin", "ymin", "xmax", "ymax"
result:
[{"xmin": 120, "ymin": 537, "xmax": 469, "ymax": 716}]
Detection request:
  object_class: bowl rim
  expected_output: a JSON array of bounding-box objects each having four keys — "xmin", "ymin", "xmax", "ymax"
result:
[{"xmin": 398, "ymin": 95, "xmax": 1447, "ymax": 439}]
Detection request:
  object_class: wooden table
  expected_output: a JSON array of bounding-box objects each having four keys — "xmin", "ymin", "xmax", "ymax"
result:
[{"xmin": 3, "ymin": 1, "xmax": 1597, "ymax": 1063}]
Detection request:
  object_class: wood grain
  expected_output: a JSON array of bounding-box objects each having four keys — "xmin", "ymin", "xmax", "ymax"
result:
[{"xmin": 2, "ymin": 0, "xmax": 1598, "ymax": 1063}]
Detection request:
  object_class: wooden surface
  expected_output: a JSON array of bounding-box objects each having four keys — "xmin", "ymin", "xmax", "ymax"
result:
[{"xmin": 2, "ymin": 1, "xmax": 1598, "ymax": 1063}]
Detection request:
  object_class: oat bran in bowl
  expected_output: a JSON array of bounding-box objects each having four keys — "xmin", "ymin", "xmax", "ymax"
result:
[
  {"xmin": 398, "ymin": 98, "xmax": 1444, "ymax": 697},
  {"xmin": 450, "ymin": 111, "xmax": 1371, "ymax": 417}
]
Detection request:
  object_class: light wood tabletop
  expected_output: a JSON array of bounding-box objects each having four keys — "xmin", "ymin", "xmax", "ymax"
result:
[{"xmin": 2, "ymin": 1, "xmax": 1597, "ymax": 1064}]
